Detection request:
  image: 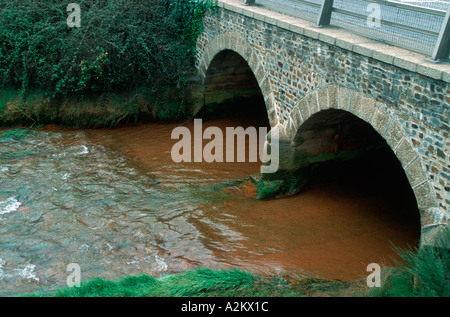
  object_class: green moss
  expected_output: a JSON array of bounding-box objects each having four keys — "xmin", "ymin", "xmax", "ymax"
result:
[
  {"xmin": 255, "ymin": 169, "xmax": 309, "ymax": 199},
  {"xmin": 256, "ymin": 179, "xmax": 285, "ymax": 199}
]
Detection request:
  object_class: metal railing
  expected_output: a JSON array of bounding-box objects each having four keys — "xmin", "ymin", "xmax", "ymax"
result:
[{"xmin": 249, "ymin": 0, "xmax": 450, "ymax": 61}]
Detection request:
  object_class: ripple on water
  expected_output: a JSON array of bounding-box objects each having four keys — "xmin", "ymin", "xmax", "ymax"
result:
[
  {"xmin": 0, "ymin": 122, "xmax": 421, "ymax": 296},
  {"xmin": 0, "ymin": 129, "xmax": 216, "ymax": 296},
  {"xmin": 0, "ymin": 196, "xmax": 21, "ymax": 215}
]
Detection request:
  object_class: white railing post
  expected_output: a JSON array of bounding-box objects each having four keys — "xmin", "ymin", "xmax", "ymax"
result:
[
  {"xmin": 317, "ymin": 0, "xmax": 334, "ymax": 27},
  {"xmin": 430, "ymin": 6, "xmax": 450, "ymax": 62}
]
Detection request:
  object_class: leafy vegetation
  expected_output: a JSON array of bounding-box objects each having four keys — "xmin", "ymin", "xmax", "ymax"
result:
[
  {"xmin": 0, "ymin": 0, "xmax": 215, "ymax": 96},
  {"xmin": 0, "ymin": 0, "xmax": 216, "ymax": 126}
]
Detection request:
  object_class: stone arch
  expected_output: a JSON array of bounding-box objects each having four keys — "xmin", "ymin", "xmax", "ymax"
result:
[
  {"xmin": 283, "ymin": 85, "xmax": 443, "ymax": 244},
  {"xmin": 197, "ymin": 32, "xmax": 278, "ymax": 127}
]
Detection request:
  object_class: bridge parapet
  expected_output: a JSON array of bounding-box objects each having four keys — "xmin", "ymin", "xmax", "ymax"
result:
[
  {"xmin": 213, "ymin": 0, "xmax": 450, "ymax": 81},
  {"xmin": 238, "ymin": 0, "xmax": 450, "ymax": 61}
]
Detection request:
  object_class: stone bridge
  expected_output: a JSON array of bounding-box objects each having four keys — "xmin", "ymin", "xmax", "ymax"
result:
[{"xmin": 190, "ymin": 0, "xmax": 449, "ymax": 246}]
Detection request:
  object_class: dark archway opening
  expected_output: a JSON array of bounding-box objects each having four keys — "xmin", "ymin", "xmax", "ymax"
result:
[
  {"xmin": 199, "ymin": 49, "xmax": 269, "ymax": 128},
  {"xmin": 292, "ymin": 110, "xmax": 420, "ymax": 211},
  {"xmin": 195, "ymin": 49, "xmax": 271, "ymax": 169},
  {"xmin": 285, "ymin": 109, "xmax": 422, "ymax": 277}
]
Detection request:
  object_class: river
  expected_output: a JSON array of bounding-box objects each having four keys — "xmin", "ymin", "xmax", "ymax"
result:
[{"xmin": 0, "ymin": 111, "xmax": 421, "ymax": 296}]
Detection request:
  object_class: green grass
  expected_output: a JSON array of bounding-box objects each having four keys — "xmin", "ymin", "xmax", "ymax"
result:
[
  {"xmin": 25, "ymin": 268, "xmax": 304, "ymax": 297},
  {"xmin": 369, "ymin": 225, "xmax": 449, "ymax": 297},
  {"xmin": 0, "ymin": 128, "xmax": 33, "ymax": 140}
]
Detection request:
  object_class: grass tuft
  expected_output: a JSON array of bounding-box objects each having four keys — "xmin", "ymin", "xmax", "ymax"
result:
[
  {"xmin": 0, "ymin": 128, "xmax": 33, "ymax": 140},
  {"xmin": 369, "ymin": 225, "xmax": 449, "ymax": 297},
  {"xmin": 24, "ymin": 268, "xmax": 306, "ymax": 297}
]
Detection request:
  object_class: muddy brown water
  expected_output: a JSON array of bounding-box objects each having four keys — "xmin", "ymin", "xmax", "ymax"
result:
[{"xmin": 0, "ymin": 113, "xmax": 420, "ymax": 296}]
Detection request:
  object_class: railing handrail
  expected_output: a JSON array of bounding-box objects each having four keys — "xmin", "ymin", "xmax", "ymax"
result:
[
  {"xmin": 289, "ymin": 0, "xmax": 448, "ymax": 15},
  {"xmin": 330, "ymin": 7, "xmax": 440, "ymax": 38},
  {"xmin": 291, "ymin": 0, "xmax": 321, "ymax": 8},
  {"xmin": 253, "ymin": 0, "xmax": 450, "ymax": 61},
  {"xmin": 365, "ymin": 0, "xmax": 447, "ymax": 17}
]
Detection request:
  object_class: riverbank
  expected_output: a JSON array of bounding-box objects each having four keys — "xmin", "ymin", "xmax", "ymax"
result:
[
  {"xmin": 0, "ymin": 86, "xmax": 191, "ymax": 129},
  {"xmin": 20, "ymin": 236, "xmax": 450, "ymax": 297}
]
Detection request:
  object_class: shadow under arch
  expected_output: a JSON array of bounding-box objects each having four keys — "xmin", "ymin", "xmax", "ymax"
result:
[
  {"xmin": 198, "ymin": 49, "xmax": 267, "ymax": 121},
  {"xmin": 196, "ymin": 32, "xmax": 278, "ymax": 127},
  {"xmin": 294, "ymin": 108, "xmax": 421, "ymax": 232},
  {"xmin": 269, "ymin": 85, "xmax": 445, "ymax": 241}
]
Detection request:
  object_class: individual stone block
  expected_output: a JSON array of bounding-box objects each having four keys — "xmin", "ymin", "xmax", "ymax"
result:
[
  {"xmin": 247, "ymin": 53, "xmax": 260, "ymax": 73},
  {"xmin": 297, "ymin": 97, "xmax": 310, "ymax": 123},
  {"xmin": 405, "ymin": 158, "xmax": 428, "ymax": 188},
  {"xmin": 395, "ymin": 138, "xmax": 419, "ymax": 168},
  {"xmin": 255, "ymin": 65, "xmax": 266, "ymax": 85},
  {"xmin": 414, "ymin": 181, "xmax": 437, "ymax": 209},
  {"xmin": 266, "ymin": 100, "xmax": 279, "ymax": 126},
  {"xmin": 385, "ymin": 120, "xmax": 404, "ymax": 150},
  {"xmin": 370, "ymin": 107, "xmax": 390, "ymax": 137},
  {"xmin": 338, "ymin": 86, "xmax": 352, "ymax": 110},
  {"xmin": 317, "ymin": 88, "xmax": 329, "ymax": 110},
  {"xmin": 327, "ymin": 86, "xmax": 338, "ymax": 109},
  {"xmin": 359, "ymin": 97, "xmax": 376, "ymax": 123},
  {"xmin": 259, "ymin": 77, "xmax": 271, "ymax": 99},
  {"xmin": 307, "ymin": 91, "xmax": 319, "ymax": 114},
  {"xmin": 349, "ymin": 91, "xmax": 362, "ymax": 116},
  {"xmin": 290, "ymin": 106, "xmax": 303, "ymax": 131}
]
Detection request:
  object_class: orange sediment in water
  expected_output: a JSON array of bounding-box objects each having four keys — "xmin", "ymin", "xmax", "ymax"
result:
[{"xmin": 83, "ymin": 115, "xmax": 421, "ymax": 282}]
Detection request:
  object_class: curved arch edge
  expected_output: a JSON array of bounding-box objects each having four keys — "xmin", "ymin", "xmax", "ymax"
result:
[
  {"xmin": 284, "ymin": 85, "xmax": 445, "ymax": 240},
  {"xmin": 197, "ymin": 31, "xmax": 279, "ymax": 127}
]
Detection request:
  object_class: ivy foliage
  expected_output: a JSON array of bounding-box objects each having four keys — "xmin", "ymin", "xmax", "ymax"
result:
[{"xmin": 0, "ymin": 0, "xmax": 216, "ymax": 98}]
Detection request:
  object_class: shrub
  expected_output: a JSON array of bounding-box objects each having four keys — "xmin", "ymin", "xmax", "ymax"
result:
[{"xmin": 0, "ymin": 0, "xmax": 216, "ymax": 98}]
